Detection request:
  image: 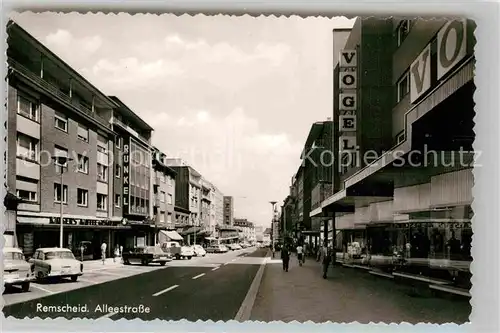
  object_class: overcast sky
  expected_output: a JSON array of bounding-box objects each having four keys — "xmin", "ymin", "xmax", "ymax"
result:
[{"xmin": 12, "ymin": 12, "xmax": 354, "ymax": 227}]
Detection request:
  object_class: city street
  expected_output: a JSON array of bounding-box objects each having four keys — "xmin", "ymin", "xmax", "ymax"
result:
[{"xmin": 3, "ymin": 247, "xmax": 265, "ymax": 320}]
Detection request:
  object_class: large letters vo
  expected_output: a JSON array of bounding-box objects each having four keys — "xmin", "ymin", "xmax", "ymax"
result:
[{"xmin": 437, "ymin": 19, "xmax": 467, "ymax": 80}]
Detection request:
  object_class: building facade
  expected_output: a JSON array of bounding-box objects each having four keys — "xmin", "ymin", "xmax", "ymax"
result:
[
  {"xmin": 313, "ymin": 18, "xmax": 474, "ymax": 289},
  {"xmin": 233, "ymin": 218, "xmax": 256, "ymax": 243},
  {"xmin": 223, "ymin": 196, "xmax": 234, "ymax": 226}
]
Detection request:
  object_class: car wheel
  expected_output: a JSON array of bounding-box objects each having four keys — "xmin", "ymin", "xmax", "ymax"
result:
[
  {"xmin": 71, "ymin": 275, "xmax": 78, "ymax": 282},
  {"xmin": 124, "ymin": 259, "xmax": 130, "ymax": 265},
  {"xmin": 36, "ymin": 271, "xmax": 44, "ymax": 280},
  {"xmin": 21, "ymin": 282, "xmax": 30, "ymax": 292},
  {"xmin": 188, "ymin": 256, "xmax": 192, "ymax": 260},
  {"xmin": 160, "ymin": 262, "xmax": 166, "ymax": 266},
  {"xmin": 175, "ymin": 254, "xmax": 181, "ymax": 260},
  {"xmin": 141, "ymin": 259, "xmax": 147, "ymax": 266}
]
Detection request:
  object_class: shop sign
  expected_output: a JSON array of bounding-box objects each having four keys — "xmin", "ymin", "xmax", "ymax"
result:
[
  {"xmin": 339, "ymin": 93, "xmax": 357, "ymax": 112},
  {"xmin": 437, "ymin": 19, "xmax": 467, "ymax": 80},
  {"xmin": 339, "ymin": 115, "xmax": 356, "ymax": 132},
  {"xmin": 48, "ymin": 217, "xmax": 116, "ymax": 226},
  {"xmin": 122, "ymin": 140, "xmax": 130, "ymax": 212},
  {"xmin": 410, "ymin": 43, "xmax": 431, "ymax": 103},
  {"xmin": 339, "ymin": 135, "xmax": 357, "ymax": 152},
  {"xmin": 339, "ymin": 50, "xmax": 357, "ymax": 68},
  {"xmin": 339, "ymin": 70, "xmax": 357, "ymax": 90}
]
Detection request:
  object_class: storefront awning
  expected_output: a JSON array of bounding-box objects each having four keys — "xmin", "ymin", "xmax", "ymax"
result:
[
  {"xmin": 160, "ymin": 230, "xmax": 183, "ymax": 241},
  {"xmin": 179, "ymin": 226, "xmax": 202, "ymax": 235}
]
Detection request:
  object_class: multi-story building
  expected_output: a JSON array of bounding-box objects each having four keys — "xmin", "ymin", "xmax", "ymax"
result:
[
  {"xmin": 213, "ymin": 186, "xmax": 224, "ymax": 227},
  {"xmin": 109, "ymin": 96, "xmax": 154, "ymax": 248},
  {"xmin": 255, "ymin": 225, "xmax": 264, "ymax": 242},
  {"xmin": 6, "ymin": 21, "xmax": 127, "ymax": 257},
  {"xmin": 223, "ymin": 196, "xmax": 234, "ymax": 226},
  {"xmin": 200, "ymin": 178, "xmax": 212, "ymax": 232},
  {"xmin": 233, "ymin": 218, "xmax": 256, "ymax": 243},
  {"xmin": 315, "ymin": 18, "xmax": 474, "ymax": 289},
  {"xmin": 151, "ymin": 147, "xmax": 180, "ymax": 244},
  {"xmin": 165, "ymin": 158, "xmax": 205, "ymax": 245}
]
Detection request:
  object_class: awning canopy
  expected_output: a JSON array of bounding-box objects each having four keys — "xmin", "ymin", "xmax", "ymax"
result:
[
  {"xmin": 160, "ymin": 230, "xmax": 183, "ymax": 241},
  {"xmin": 179, "ymin": 226, "xmax": 202, "ymax": 236}
]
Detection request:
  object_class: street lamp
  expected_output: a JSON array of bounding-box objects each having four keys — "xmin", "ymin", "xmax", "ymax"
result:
[
  {"xmin": 269, "ymin": 201, "xmax": 277, "ymax": 256},
  {"xmin": 51, "ymin": 156, "xmax": 74, "ymax": 248}
]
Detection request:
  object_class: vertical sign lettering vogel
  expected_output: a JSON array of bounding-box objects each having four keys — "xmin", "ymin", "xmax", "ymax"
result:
[
  {"xmin": 338, "ymin": 49, "xmax": 358, "ymax": 154},
  {"xmin": 122, "ymin": 140, "xmax": 130, "ymax": 214}
]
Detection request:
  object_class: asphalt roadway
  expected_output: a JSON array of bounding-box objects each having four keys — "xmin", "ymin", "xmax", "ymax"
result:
[{"xmin": 3, "ymin": 247, "xmax": 268, "ymax": 321}]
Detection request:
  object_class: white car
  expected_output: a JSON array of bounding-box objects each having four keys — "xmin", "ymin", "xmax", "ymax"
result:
[
  {"xmin": 193, "ymin": 245, "xmax": 206, "ymax": 257},
  {"xmin": 232, "ymin": 244, "xmax": 242, "ymax": 250},
  {"xmin": 29, "ymin": 248, "xmax": 83, "ymax": 282},
  {"xmin": 180, "ymin": 246, "xmax": 195, "ymax": 259},
  {"xmin": 3, "ymin": 247, "xmax": 34, "ymax": 292}
]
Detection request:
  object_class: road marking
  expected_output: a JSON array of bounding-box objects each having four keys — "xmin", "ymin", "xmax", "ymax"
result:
[
  {"xmin": 152, "ymin": 284, "xmax": 179, "ymax": 297},
  {"xmin": 235, "ymin": 250, "xmax": 270, "ymax": 322},
  {"xmin": 31, "ymin": 284, "xmax": 55, "ymax": 294},
  {"xmin": 87, "ymin": 270, "xmax": 124, "ymax": 277},
  {"xmin": 192, "ymin": 273, "xmax": 205, "ymax": 280},
  {"xmin": 97, "ymin": 311, "xmax": 117, "ymax": 320},
  {"xmin": 211, "ymin": 266, "xmax": 220, "ymax": 271}
]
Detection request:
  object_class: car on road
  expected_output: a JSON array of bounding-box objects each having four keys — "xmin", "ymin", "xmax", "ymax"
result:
[
  {"xmin": 192, "ymin": 245, "xmax": 207, "ymax": 257},
  {"xmin": 3, "ymin": 247, "xmax": 34, "ymax": 292},
  {"xmin": 179, "ymin": 246, "xmax": 195, "ymax": 259},
  {"xmin": 206, "ymin": 244, "xmax": 228, "ymax": 253},
  {"xmin": 29, "ymin": 248, "xmax": 83, "ymax": 282},
  {"xmin": 122, "ymin": 246, "xmax": 172, "ymax": 266},
  {"xmin": 228, "ymin": 243, "xmax": 242, "ymax": 250},
  {"xmin": 161, "ymin": 241, "xmax": 182, "ymax": 259}
]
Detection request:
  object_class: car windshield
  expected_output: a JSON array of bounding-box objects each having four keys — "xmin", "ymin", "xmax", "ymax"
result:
[
  {"xmin": 45, "ymin": 251, "xmax": 75, "ymax": 260},
  {"xmin": 4, "ymin": 252, "xmax": 24, "ymax": 260}
]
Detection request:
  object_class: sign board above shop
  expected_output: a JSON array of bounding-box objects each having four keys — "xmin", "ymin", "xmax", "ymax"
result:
[
  {"xmin": 337, "ymin": 49, "xmax": 358, "ymax": 158},
  {"xmin": 410, "ymin": 19, "xmax": 468, "ymax": 104},
  {"xmin": 339, "ymin": 50, "xmax": 357, "ymax": 68},
  {"xmin": 49, "ymin": 217, "xmax": 118, "ymax": 226}
]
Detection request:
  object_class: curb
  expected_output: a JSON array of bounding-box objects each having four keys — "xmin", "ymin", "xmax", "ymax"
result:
[{"xmin": 234, "ymin": 249, "xmax": 270, "ymax": 322}]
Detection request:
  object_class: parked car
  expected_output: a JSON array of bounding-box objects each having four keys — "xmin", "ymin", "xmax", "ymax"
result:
[
  {"xmin": 193, "ymin": 245, "xmax": 207, "ymax": 257},
  {"xmin": 230, "ymin": 243, "xmax": 242, "ymax": 250},
  {"xmin": 29, "ymin": 248, "xmax": 83, "ymax": 282},
  {"xmin": 160, "ymin": 241, "xmax": 182, "ymax": 259},
  {"xmin": 206, "ymin": 244, "xmax": 229, "ymax": 253},
  {"xmin": 122, "ymin": 246, "xmax": 171, "ymax": 266},
  {"xmin": 3, "ymin": 247, "xmax": 34, "ymax": 292},
  {"xmin": 180, "ymin": 246, "xmax": 194, "ymax": 259}
]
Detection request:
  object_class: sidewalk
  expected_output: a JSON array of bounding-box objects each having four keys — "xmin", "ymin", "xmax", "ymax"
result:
[
  {"xmin": 249, "ymin": 253, "xmax": 470, "ymax": 324},
  {"xmin": 82, "ymin": 257, "xmax": 123, "ymax": 271}
]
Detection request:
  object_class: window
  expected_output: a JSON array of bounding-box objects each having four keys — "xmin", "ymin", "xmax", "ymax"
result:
[
  {"xmin": 115, "ymin": 194, "xmax": 121, "ymax": 208},
  {"xmin": 17, "ymin": 95, "xmax": 39, "ymax": 122},
  {"xmin": 97, "ymin": 163, "xmax": 108, "ymax": 182},
  {"xmin": 17, "ymin": 189, "xmax": 37, "ymax": 202},
  {"xmin": 77, "ymin": 124, "xmax": 89, "ymax": 142},
  {"xmin": 159, "ymin": 212, "xmax": 165, "ymax": 223},
  {"xmin": 16, "ymin": 133, "xmax": 38, "ymax": 161},
  {"xmin": 115, "ymin": 165, "xmax": 121, "ymax": 178},
  {"xmin": 160, "ymin": 191, "xmax": 166, "ymax": 203},
  {"xmin": 397, "ymin": 20, "xmax": 412, "ymax": 46},
  {"xmin": 54, "ymin": 113, "xmax": 68, "ymax": 132},
  {"xmin": 167, "ymin": 213, "xmax": 172, "ymax": 223},
  {"xmin": 97, "ymin": 193, "xmax": 107, "ymax": 211},
  {"xmin": 115, "ymin": 136, "xmax": 122, "ymax": 149},
  {"xmin": 167, "ymin": 194, "xmax": 173, "ymax": 205},
  {"xmin": 97, "ymin": 135, "xmax": 107, "ymax": 153},
  {"xmin": 77, "ymin": 154, "xmax": 89, "ymax": 174},
  {"xmin": 397, "ymin": 72, "xmax": 410, "ymax": 102},
  {"xmin": 77, "ymin": 189, "xmax": 88, "ymax": 206},
  {"xmin": 54, "ymin": 146, "xmax": 68, "ymax": 172},
  {"xmin": 54, "ymin": 183, "xmax": 68, "ymax": 204}
]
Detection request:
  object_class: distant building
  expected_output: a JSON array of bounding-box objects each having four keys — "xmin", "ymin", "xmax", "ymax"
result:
[
  {"xmin": 233, "ymin": 218, "xmax": 256, "ymax": 242},
  {"xmin": 255, "ymin": 225, "xmax": 264, "ymax": 242}
]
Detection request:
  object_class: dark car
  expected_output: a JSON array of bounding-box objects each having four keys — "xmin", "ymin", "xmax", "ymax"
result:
[{"xmin": 122, "ymin": 246, "xmax": 172, "ymax": 266}]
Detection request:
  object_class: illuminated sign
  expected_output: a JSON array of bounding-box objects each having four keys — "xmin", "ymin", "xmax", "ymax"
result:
[
  {"xmin": 339, "ymin": 93, "xmax": 357, "ymax": 111},
  {"xmin": 340, "ymin": 70, "xmax": 357, "ymax": 90},
  {"xmin": 339, "ymin": 115, "xmax": 356, "ymax": 132},
  {"xmin": 410, "ymin": 44, "xmax": 431, "ymax": 103},
  {"xmin": 339, "ymin": 136, "xmax": 357, "ymax": 152},
  {"xmin": 437, "ymin": 19, "xmax": 467, "ymax": 80},
  {"xmin": 338, "ymin": 49, "xmax": 358, "ymax": 160},
  {"xmin": 122, "ymin": 140, "xmax": 130, "ymax": 212},
  {"xmin": 339, "ymin": 50, "xmax": 357, "ymax": 68}
]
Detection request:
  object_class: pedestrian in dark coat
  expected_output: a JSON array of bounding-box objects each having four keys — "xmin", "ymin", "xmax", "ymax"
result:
[
  {"xmin": 281, "ymin": 244, "xmax": 290, "ymax": 272},
  {"xmin": 322, "ymin": 244, "xmax": 332, "ymax": 279}
]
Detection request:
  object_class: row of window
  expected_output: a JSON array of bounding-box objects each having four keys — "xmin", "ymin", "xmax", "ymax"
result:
[
  {"xmin": 158, "ymin": 191, "xmax": 173, "ymax": 205},
  {"xmin": 158, "ymin": 211, "xmax": 173, "ymax": 223}
]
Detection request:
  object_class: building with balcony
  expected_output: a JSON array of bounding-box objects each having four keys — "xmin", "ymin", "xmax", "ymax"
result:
[
  {"xmin": 151, "ymin": 147, "xmax": 178, "ymax": 244},
  {"xmin": 6, "ymin": 21, "xmax": 130, "ymax": 257},
  {"xmin": 314, "ymin": 18, "xmax": 474, "ymax": 289},
  {"xmin": 109, "ymin": 96, "xmax": 154, "ymax": 248},
  {"xmin": 223, "ymin": 196, "xmax": 234, "ymax": 226}
]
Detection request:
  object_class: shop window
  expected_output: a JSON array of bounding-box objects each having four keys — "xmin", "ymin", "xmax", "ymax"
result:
[
  {"xmin": 97, "ymin": 193, "xmax": 107, "ymax": 211},
  {"xmin": 54, "ymin": 112, "xmax": 68, "ymax": 132},
  {"xmin": 77, "ymin": 154, "xmax": 89, "ymax": 174},
  {"xmin": 17, "ymin": 94, "xmax": 39, "ymax": 122},
  {"xmin": 97, "ymin": 163, "xmax": 108, "ymax": 182},
  {"xmin": 397, "ymin": 71, "xmax": 410, "ymax": 102},
  {"xmin": 54, "ymin": 183, "xmax": 68, "ymax": 204},
  {"xmin": 77, "ymin": 124, "xmax": 89, "ymax": 143},
  {"xmin": 77, "ymin": 188, "xmax": 88, "ymax": 206},
  {"xmin": 16, "ymin": 133, "xmax": 38, "ymax": 161},
  {"xmin": 397, "ymin": 20, "xmax": 412, "ymax": 46},
  {"xmin": 115, "ymin": 194, "xmax": 121, "ymax": 208}
]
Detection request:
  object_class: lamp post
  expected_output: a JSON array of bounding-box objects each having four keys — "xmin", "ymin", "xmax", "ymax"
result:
[
  {"xmin": 269, "ymin": 201, "xmax": 277, "ymax": 257},
  {"xmin": 52, "ymin": 156, "xmax": 74, "ymax": 248}
]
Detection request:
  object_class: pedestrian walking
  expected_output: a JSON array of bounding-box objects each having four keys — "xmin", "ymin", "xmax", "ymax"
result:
[
  {"xmin": 281, "ymin": 244, "xmax": 290, "ymax": 272},
  {"xmin": 321, "ymin": 243, "xmax": 332, "ymax": 279},
  {"xmin": 296, "ymin": 243, "xmax": 304, "ymax": 266},
  {"xmin": 100, "ymin": 242, "xmax": 107, "ymax": 265},
  {"xmin": 113, "ymin": 245, "xmax": 120, "ymax": 263}
]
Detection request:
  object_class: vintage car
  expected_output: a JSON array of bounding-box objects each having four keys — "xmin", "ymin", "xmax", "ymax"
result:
[
  {"xmin": 3, "ymin": 247, "xmax": 34, "ymax": 292},
  {"xmin": 180, "ymin": 246, "xmax": 194, "ymax": 260},
  {"xmin": 29, "ymin": 247, "xmax": 83, "ymax": 282},
  {"xmin": 206, "ymin": 244, "xmax": 228, "ymax": 253},
  {"xmin": 192, "ymin": 245, "xmax": 207, "ymax": 257},
  {"xmin": 122, "ymin": 246, "xmax": 172, "ymax": 266}
]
